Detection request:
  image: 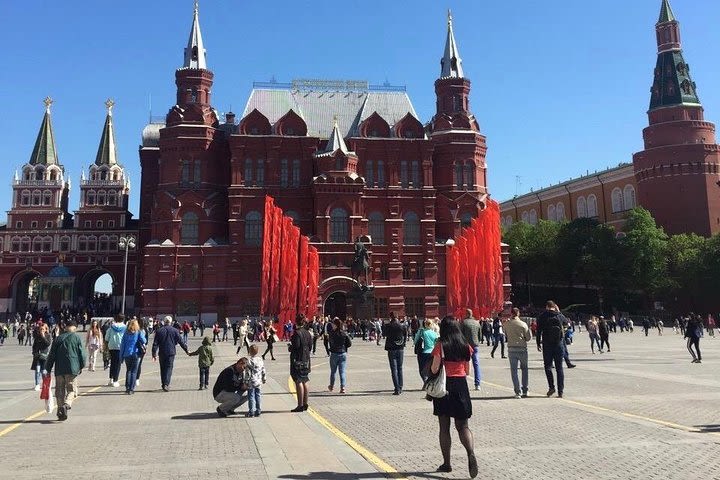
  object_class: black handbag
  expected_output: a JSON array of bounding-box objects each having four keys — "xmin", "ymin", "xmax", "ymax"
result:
[{"xmin": 414, "ymin": 329, "xmax": 425, "ymax": 355}]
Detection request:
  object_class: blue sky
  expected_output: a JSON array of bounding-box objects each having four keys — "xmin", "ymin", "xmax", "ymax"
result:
[{"xmin": 2, "ymin": 0, "xmax": 720, "ymax": 219}]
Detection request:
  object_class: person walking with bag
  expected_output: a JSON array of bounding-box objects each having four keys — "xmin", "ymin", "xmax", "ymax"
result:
[
  {"xmin": 43, "ymin": 319, "xmax": 86, "ymax": 421},
  {"xmin": 119, "ymin": 319, "xmax": 146, "ymax": 394},
  {"xmin": 460, "ymin": 309, "xmax": 481, "ymax": 390},
  {"xmin": 262, "ymin": 320, "xmax": 278, "ymax": 361},
  {"xmin": 428, "ymin": 316, "xmax": 477, "ymax": 478},
  {"xmin": 31, "ymin": 323, "xmax": 52, "ymax": 391},
  {"xmin": 415, "ymin": 318, "xmax": 439, "ymax": 383},
  {"xmin": 686, "ymin": 315, "xmax": 703, "ymax": 363},
  {"xmin": 384, "ymin": 312, "xmax": 407, "ymax": 395},
  {"xmin": 105, "ymin": 315, "xmax": 127, "ymax": 387},
  {"xmin": 536, "ymin": 300, "xmax": 568, "ymax": 398},
  {"xmin": 328, "ymin": 318, "xmax": 352, "ymax": 393},
  {"xmin": 504, "ymin": 308, "xmax": 531, "ymax": 398}
]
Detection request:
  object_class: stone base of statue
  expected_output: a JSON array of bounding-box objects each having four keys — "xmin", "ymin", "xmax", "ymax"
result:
[{"xmin": 349, "ymin": 283, "xmax": 374, "ymax": 321}]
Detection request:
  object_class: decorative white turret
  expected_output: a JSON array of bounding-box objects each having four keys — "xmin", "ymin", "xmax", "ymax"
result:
[
  {"xmin": 440, "ymin": 10, "xmax": 464, "ymax": 79},
  {"xmin": 183, "ymin": 0, "xmax": 207, "ymax": 69}
]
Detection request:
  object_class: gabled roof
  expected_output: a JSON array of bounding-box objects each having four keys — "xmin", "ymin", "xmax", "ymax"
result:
[
  {"xmin": 94, "ymin": 99, "xmax": 120, "ymax": 166},
  {"xmin": 242, "ymin": 80, "xmax": 419, "ymax": 139},
  {"xmin": 29, "ymin": 97, "xmax": 59, "ymax": 166}
]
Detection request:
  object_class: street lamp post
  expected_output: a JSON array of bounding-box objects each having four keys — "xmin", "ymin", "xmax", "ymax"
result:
[{"xmin": 118, "ymin": 235, "xmax": 136, "ymax": 316}]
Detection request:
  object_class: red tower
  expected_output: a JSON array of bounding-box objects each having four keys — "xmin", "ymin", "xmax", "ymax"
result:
[{"xmin": 633, "ymin": 0, "xmax": 720, "ymax": 236}]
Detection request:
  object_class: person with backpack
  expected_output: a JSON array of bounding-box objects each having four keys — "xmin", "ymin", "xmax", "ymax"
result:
[
  {"xmin": 536, "ymin": 300, "xmax": 568, "ymax": 398},
  {"xmin": 415, "ymin": 318, "xmax": 439, "ymax": 383},
  {"xmin": 327, "ymin": 318, "xmax": 353, "ymax": 393},
  {"xmin": 384, "ymin": 312, "xmax": 407, "ymax": 395},
  {"xmin": 685, "ymin": 315, "xmax": 703, "ymax": 364}
]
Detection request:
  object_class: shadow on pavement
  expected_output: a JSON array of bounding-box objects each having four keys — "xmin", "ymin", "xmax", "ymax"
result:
[
  {"xmin": 171, "ymin": 411, "xmax": 287, "ymax": 420},
  {"xmin": 696, "ymin": 424, "xmax": 720, "ymax": 433},
  {"xmin": 278, "ymin": 472, "xmax": 447, "ymax": 479},
  {"xmin": 0, "ymin": 419, "xmax": 55, "ymax": 425},
  {"xmin": 472, "ymin": 395, "xmax": 522, "ymax": 401}
]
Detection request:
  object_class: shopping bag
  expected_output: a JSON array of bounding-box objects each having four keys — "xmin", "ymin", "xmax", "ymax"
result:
[
  {"xmin": 39, "ymin": 375, "xmax": 51, "ymax": 400},
  {"xmin": 422, "ymin": 345, "xmax": 447, "ymax": 398},
  {"xmin": 45, "ymin": 395, "xmax": 55, "ymax": 414}
]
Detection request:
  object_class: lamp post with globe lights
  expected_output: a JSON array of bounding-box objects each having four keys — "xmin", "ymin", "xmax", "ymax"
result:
[{"xmin": 118, "ymin": 235, "xmax": 136, "ymax": 316}]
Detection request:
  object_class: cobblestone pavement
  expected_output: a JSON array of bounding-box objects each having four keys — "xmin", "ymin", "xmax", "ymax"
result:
[{"xmin": 1, "ymin": 329, "xmax": 719, "ymax": 479}]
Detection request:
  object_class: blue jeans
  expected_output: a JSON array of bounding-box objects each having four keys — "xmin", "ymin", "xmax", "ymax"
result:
[
  {"xmin": 124, "ymin": 355, "xmax": 139, "ymax": 392},
  {"xmin": 387, "ymin": 349, "xmax": 404, "ymax": 392},
  {"xmin": 34, "ymin": 360, "xmax": 46, "ymax": 386},
  {"xmin": 508, "ymin": 348, "xmax": 528, "ymax": 394},
  {"xmin": 329, "ymin": 352, "xmax": 348, "ymax": 388},
  {"xmin": 417, "ymin": 352, "xmax": 432, "ymax": 382},
  {"xmin": 471, "ymin": 346, "xmax": 481, "ymax": 387},
  {"xmin": 199, "ymin": 366, "xmax": 210, "ymax": 387},
  {"xmin": 248, "ymin": 387, "xmax": 262, "ymax": 414},
  {"xmin": 159, "ymin": 355, "xmax": 175, "ymax": 387},
  {"xmin": 542, "ymin": 344, "xmax": 564, "ymax": 393}
]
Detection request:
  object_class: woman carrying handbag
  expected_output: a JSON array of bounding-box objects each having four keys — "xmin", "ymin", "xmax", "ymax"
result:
[{"xmin": 428, "ymin": 316, "xmax": 477, "ymax": 478}]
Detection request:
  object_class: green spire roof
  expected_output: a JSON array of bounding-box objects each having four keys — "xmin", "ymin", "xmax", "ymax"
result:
[
  {"xmin": 94, "ymin": 99, "xmax": 119, "ymax": 166},
  {"xmin": 658, "ymin": 0, "xmax": 676, "ymax": 24},
  {"xmin": 29, "ymin": 97, "xmax": 59, "ymax": 166}
]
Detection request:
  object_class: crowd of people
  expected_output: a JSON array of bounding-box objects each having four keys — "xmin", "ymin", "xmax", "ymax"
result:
[{"xmin": 1, "ymin": 302, "xmax": 715, "ymax": 480}]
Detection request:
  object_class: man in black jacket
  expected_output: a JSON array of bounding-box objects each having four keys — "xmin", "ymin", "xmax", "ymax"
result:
[
  {"xmin": 152, "ymin": 316, "xmax": 189, "ymax": 391},
  {"xmin": 384, "ymin": 312, "xmax": 407, "ymax": 395},
  {"xmin": 536, "ymin": 300, "xmax": 568, "ymax": 398},
  {"xmin": 213, "ymin": 358, "xmax": 247, "ymax": 417}
]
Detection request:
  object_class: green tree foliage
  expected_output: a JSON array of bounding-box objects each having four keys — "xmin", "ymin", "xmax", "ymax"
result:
[{"xmin": 502, "ymin": 207, "xmax": 720, "ymax": 313}]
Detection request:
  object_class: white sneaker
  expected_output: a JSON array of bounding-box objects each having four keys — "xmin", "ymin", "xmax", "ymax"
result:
[
  {"xmin": 112, "ymin": 381, "xmax": 120, "ymax": 388},
  {"xmin": 34, "ymin": 384, "xmax": 41, "ymax": 391},
  {"xmin": 135, "ymin": 379, "xmax": 140, "ymax": 386},
  {"xmin": 107, "ymin": 380, "xmax": 114, "ymax": 386}
]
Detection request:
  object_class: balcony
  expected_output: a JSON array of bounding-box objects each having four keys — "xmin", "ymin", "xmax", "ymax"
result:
[
  {"xmin": 13, "ymin": 179, "xmax": 62, "ymax": 186},
  {"xmin": 80, "ymin": 179, "xmax": 124, "ymax": 186}
]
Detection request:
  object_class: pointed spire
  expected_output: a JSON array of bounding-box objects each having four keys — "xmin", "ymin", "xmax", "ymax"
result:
[
  {"xmin": 29, "ymin": 97, "xmax": 59, "ymax": 166},
  {"xmin": 322, "ymin": 116, "xmax": 350, "ymax": 155},
  {"xmin": 94, "ymin": 99, "xmax": 120, "ymax": 166},
  {"xmin": 183, "ymin": 0, "xmax": 207, "ymax": 69},
  {"xmin": 658, "ymin": 0, "xmax": 676, "ymax": 24},
  {"xmin": 440, "ymin": 10, "xmax": 464, "ymax": 79}
]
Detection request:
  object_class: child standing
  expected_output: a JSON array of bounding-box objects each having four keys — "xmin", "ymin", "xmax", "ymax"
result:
[
  {"xmin": 245, "ymin": 345, "xmax": 266, "ymax": 417},
  {"xmin": 189, "ymin": 337, "xmax": 214, "ymax": 390}
]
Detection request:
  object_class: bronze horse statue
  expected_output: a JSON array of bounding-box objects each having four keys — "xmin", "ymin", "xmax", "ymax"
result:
[{"xmin": 351, "ymin": 240, "xmax": 370, "ymax": 284}]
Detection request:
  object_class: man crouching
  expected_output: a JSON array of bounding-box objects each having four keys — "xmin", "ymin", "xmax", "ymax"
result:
[{"xmin": 213, "ymin": 357, "xmax": 248, "ymax": 417}]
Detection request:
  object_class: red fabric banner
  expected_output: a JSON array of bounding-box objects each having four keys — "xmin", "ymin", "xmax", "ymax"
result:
[
  {"xmin": 269, "ymin": 205, "xmax": 283, "ymax": 314},
  {"xmin": 307, "ymin": 246, "xmax": 319, "ymax": 318},
  {"xmin": 286, "ymin": 220, "xmax": 300, "ymax": 322},
  {"xmin": 297, "ymin": 236, "xmax": 309, "ymax": 316},
  {"xmin": 260, "ymin": 196, "xmax": 274, "ymax": 315}
]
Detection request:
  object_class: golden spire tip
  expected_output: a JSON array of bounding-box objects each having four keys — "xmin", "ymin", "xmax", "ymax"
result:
[{"xmin": 43, "ymin": 96, "xmax": 53, "ymax": 113}]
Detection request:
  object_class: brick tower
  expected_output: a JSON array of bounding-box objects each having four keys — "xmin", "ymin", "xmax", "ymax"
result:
[{"xmin": 633, "ymin": 0, "xmax": 720, "ymax": 236}]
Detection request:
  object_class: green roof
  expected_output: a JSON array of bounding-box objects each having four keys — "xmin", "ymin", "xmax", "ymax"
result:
[
  {"xmin": 29, "ymin": 110, "xmax": 58, "ymax": 166},
  {"xmin": 658, "ymin": 0, "xmax": 676, "ymax": 24},
  {"xmin": 649, "ymin": 51, "xmax": 700, "ymax": 110},
  {"xmin": 94, "ymin": 112, "xmax": 119, "ymax": 166}
]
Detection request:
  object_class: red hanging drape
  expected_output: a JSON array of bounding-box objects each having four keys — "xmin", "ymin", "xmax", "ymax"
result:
[
  {"xmin": 306, "ymin": 246, "xmax": 319, "ymax": 318},
  {"xmin": 260, "ymin": 196, "xmax": 274, "ymax": 315},
  {"xmin": 296, "ymin": 236, "xmax": 309, "ymax": 316},
  {"xmin": 466, "ymin": 221, "xmax": 479, "ymax": 316},
  {"xmin": 456, "ymin": 236, "xmax": 468, "ymax": 315},
  {"xmin": 446, "ymin": 244, "xmax": 458, "ymax": 315},
  {"xmin": 489, "ymin": 201, "xmax": 504, "ymax": 313},
  {"xmin": 269, "ymin": 205, "xmax": 283, "ymax": 315},
  {"xmin": 286, "ymin": 221, "xmax": 300, "ymax": 322}
]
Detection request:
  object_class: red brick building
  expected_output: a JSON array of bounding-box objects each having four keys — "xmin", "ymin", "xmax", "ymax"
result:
[
  {"xmin": 502, "ymin": 0, "xmax": 720, "ymax": 238},
  {"xmin": 137, "ymin": 7, "xmax": 492, "ymax": 322},
  {"xmin": 0, "ymin": 98, "xmax": 138, "ymax": 315}
]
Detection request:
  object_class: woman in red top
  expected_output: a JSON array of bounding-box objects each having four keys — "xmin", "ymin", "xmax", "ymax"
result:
[{"xmin": 430, "ymin": 316, "xmax": 477, "ymax": 478}]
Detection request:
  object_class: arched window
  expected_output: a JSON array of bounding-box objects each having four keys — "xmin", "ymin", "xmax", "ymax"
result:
[
  {"xmin": 49, "ymin": 169, "xmax": 57, "ymax": 181},
  {"xmin": 548, "ymin": 204, "xmax": 557, "ymax": 222},
  {"xmin": 529, "ymin": 209, "xmax": 538, "ymax": 225},
  {"xmin": 181, "ymin": 212, "xmax": 200, "ymax": 245},
  {"xmin": 285, "ymin": 210, "xmax": 300, "ymax": 226},
  {"xmin": 99, "ymin": 235, "xmax": 109, "ymax": 251},
  {"xmin": 280, "ymin": 159, "xmax": 289, "ymax": 187},
  {"xmin": 460, "ymin": 212, "xmax": 473, "ymax": 229},
  {"xmin": 32, "ymin": 237, "xmax": 43, "ymax": 252},
  {"xmin": 244, "ymin": 159, "xmax": 253, "ymax": 185},
  {"xmin": 330, "ymin": 208, "xmax": 349, "ymax": 243},
  {"xmin": 42, "ymin": 190, "xmax": 52, "ymax": 206},
  {"xmin": 99, "ymin": 169, "xmax": 107, "ymax": 181},
  {"xmin": 400, "ymin": 160, "xmax": 409, "ymax": 188},
  {"xmin": 21, "ymin": 237, "xmax": 31, "ymax": 252},
  {"xmin": 587, "ymin": 195, "xmax": 598, "ymax": 217},
  {"xmin": 623, "ymin": 185, "xmax": 636, "ymax": 210},
  {"xmin": 97, "ymin": 190, "xmax": 106, "ymax": 206},
  {"xmin": 368, "ymin": 212, "xmax": 385, "ymax": 245},
  {"xmin": 87, "ymin": 191, "xmax": 96, "ymax": 206},
  {"xmin": 455, "ymin": 162, "xmax": 463, "ymax": 189},
  {"xmin": 521, "ymin": 211, "xmax": 529, "ymax": 223},
  {"xmin": 43, "ymin": 236, "xmax": 52, "ymax": 252},
  {"xmin": 256, "ymin": 159, "xmax": 265, "ymax": 186},
  {"xmin": 577, "ymin": 196, "xmax": 588, "ymax": 218},
  {"xmin": 20, "ymin": 190, "xmax": 30, "ymax": 206},
  {"xmin": 78, "ymin": 236, "xmax": 87, "ymax": 252},
  {"xmin": 403, "ymin": 211, "xmax": 421, "ymax": 245},
  {"xmin": 108, "ymin": 192, "xmax": 117, "ymax": 206},
  {"xmin": 32, "ymin": 191, "xmax": 41, "ymax": 206},
  {"xmin": 292, "ymin": 159, "xmax": 300, "ymax": 187},
  {"xmin": 181, "ymin": 160, "xmax": 191, "ymax": 183},
  {"xmin": 556, "ymin": 202, "xmax": 566, "ymax": 221},
  {"xmin": 464, "ymin": 163, "xmax": 475, "ymax": 188},
  {"xmin": 244, "ymin": 211, "xmax": 262, "ymax": 246},
  {"xmin": 59, "ymin": 236, "xmax": 70, "ymax": 252},
  {"xmin": 365, "ymin": 160, "xmax": 374, "ymax": 187},
  {"xmin": 377, "ymin": 160, "xmax": 385, "ymax": 187},
  {"xmin": 411, "ymin": 161, "xmax": 421, "ymax": 188},
  {"xmin": 109, "ymin": 235, "xmax": 118, "ymax": 251},
  {"xmin": 11, "ymin": 237, "xmax": 20, "ymax": 252},
  {"xmin": 87, "ymin": 236, "xmax": 97, "ymax": 251},
  {"xmin": 611, "ymin": 188, "xmax": 624, "ymax": 213}
]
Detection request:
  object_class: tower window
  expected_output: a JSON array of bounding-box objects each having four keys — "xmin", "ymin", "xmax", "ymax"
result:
[
  {"xmin": 192, "ymin": 46, "xmax": 199, "ymax": 61},
  {"xmin": 244, "ymin": 211, "xmax": 263, "ymax": 247},
  {"xmin": 377, "ymin": 160, "xmax": 385, "ymax": 187},
  {"xmin": 292, "ymin": 159, "xmax": 300, "ymax": 187},
  {"xmin": 330, "ymin": 208, "xmax": 349, "ymax": 243},
  {"xmin": 181, "ymin": 212, "xmax": 200, "ymax": 245},
  {"xmin": 190, "ymin": 87, "xmax": 198, "ymax": 103},
  {"xmin": 256, "ymin": 159, "xmax": 265, "ymax": 186},
  {"xmin": 365, "ymin": 160, "xmax": 374, "ymax": 187},
  {"xmin": 280, "ymin": 159, "xmax": 289, "ymax": 187},
  {"xmin": 400, "ymin": 161, "xmax": 409, "ymax": 188}
]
